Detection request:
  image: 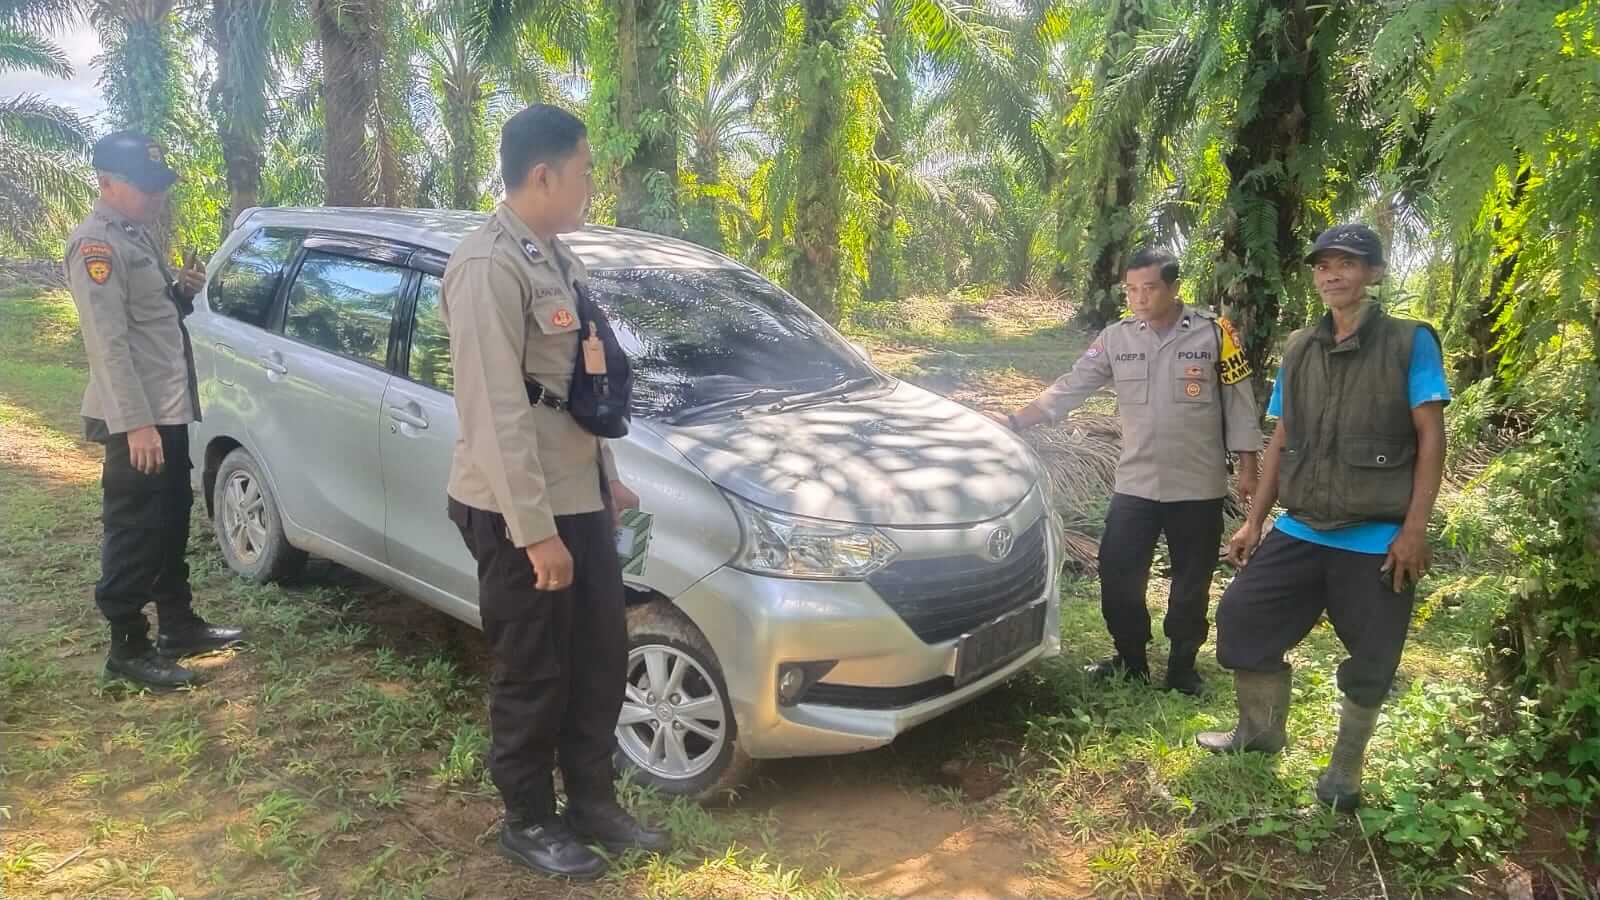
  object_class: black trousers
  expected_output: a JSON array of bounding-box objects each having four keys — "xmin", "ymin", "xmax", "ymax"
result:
[
  {"xmin": 1215, "ymin": 529, "xmax": 1414, "ymax": 708},
  {"xmin": 96, "ymin": 425, "xmax": 197, "ymax": 634},
  {"xmin": 450, "ymin": 499, "xmax": 627, "ymax": 821},
  {"xmin": 1097, "ymin": 493, "xmax": 1225, "ymax": 660}
]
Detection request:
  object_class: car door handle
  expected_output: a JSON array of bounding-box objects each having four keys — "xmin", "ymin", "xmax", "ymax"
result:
[
  {"xmin": 258, "ymin": 353, "xmax": 288, "ymax": 376},
  {"xmin": 388, "ymin": 404, "xmax": 428, "ymax": 430}
]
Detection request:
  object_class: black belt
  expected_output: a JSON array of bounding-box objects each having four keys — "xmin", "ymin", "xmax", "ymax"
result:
[{"xmin": 525, "ymin": 380, "xmax": 569, "ymax": 412}]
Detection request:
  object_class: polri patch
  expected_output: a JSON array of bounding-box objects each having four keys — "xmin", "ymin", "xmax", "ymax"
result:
[
  {"xmin": 552, "ymin": 308, "xmax": 576, "ymax": 328},
  {"xmin": 80, "ymin": 241, "xmax": 113, "ymax": 284},
  {"xmin": 1185, "ymin": 381, "xmax": 1202, "ymax": 398}
]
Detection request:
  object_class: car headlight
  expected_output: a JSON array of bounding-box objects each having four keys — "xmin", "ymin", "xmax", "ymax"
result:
[{"xmin": 725, "ymin": 493, "xmax": 899, "ymax": 580}]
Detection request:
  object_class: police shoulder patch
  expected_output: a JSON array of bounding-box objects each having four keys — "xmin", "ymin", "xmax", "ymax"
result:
[
  {"xmin": 79, "ymin": 240, "xmax": 114, "ymax": 285},
  {"xmin": 1217, "ymin": 317, "xmax": 1253, "ymax": 385}
]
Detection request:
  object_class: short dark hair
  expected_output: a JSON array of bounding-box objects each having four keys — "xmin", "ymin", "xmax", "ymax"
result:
[
  {"xmin": 1125, "ymin": 247, "xmax": 1180, "ymax": 284},
  {"xmin": 500, "ymin": 105, "xmax": 587, "ymax": 192}
]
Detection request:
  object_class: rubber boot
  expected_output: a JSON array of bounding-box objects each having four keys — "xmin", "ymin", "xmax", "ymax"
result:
[
  {"xmin": 1164, "ymin": 641, "xmax": 1205, "ymax": 696},
  {"xmin": 1196, "ymin": 668, "xmax": 1291, "ymax": 754},
  {"xmin": 1314, "ymin": 697, "xmax": 1381, "ymax": 812}
]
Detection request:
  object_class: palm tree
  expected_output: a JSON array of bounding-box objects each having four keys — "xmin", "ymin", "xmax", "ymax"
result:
[
  {"xmin": 1071, "ymin": 0, "xmax": 1149, "ymax": 327},
  {"xmin": 0, "ymin": 6, "xmax": 94, "ymax": 252},
  {"xmin": 415, "ymin": 0, "xmax": 583, "ymax": 209},
  {"xmin": 679, "ymin": 0, "xmax": 758, "ymax": 250},
  {"xmin": 92, "ymin": 0, "xmax": 184, "ymax": 140},
  {"xmin": 312, "ymin": 0, "xmax": 383, "ymax": 205},
  {"xmin": 0, "ymin": 94, "xmax": 94, "ymax": 253},
  {"xmin": 211, "ymin": 0, "xmax": 274, "ymax": 225},
  {"xmin": 611, "ymin": 0, "xmax": 682, "ymax": 233},
  {"xmin": 862, "ymin": 0, "xmax": 1030, "ymax": 302}
]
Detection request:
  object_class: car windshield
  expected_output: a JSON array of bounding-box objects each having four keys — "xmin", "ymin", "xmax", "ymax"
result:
[{"xmin": 589, "ymin": 267, "xmax": 880, "ymax": 420}]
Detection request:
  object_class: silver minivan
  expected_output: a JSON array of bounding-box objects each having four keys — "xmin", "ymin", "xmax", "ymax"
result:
[{"xmin": 188, "ymin": 207, "xmax": 1065, "ymax": 798}]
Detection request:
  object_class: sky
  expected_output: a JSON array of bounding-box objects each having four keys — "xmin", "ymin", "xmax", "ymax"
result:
[{"xmin": 9, "ymin": 24, "xmax": 108, "ymax": 119}]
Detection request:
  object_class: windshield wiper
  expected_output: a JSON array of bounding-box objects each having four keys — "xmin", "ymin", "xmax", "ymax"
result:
[
  {"xmin": 768, "ymin": 376, "xmax": 880, "ymax": 412},
  {"xmin": 665, "ymin": 388, "xmax": 797, "ymax": 425}
]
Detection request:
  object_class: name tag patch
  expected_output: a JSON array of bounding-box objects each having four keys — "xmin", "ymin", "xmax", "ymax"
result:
[{"xmin": 1115, "ymin": 352, "xmax": 1146, "ymax": 362}]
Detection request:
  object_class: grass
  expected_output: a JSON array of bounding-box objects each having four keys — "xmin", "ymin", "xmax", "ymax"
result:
[{"xmin": 1, "ymin": 283, "xmax": 1590, "ymax": 898}]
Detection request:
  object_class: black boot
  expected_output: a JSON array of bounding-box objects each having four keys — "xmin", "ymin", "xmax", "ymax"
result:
[
  {"xmin": 566, "ymin": 797, "xmax": 672, "ymax": 854},
  {"xmin": 1164, "ymin": 642, "xmax": 1205, "ymax": 696},
  {"xmin": 1085, "ymin": 652, "xmax": 1150, "ymax": 683},
  {"xmin": 499, "ymin": 819, "xmax": 608, "ymax": 880},
  {"xmin": 104, "ymin": 618, "xmax": 199, "ymax": 691},
  {"xmin": 157, "ymin": 613, "xmax": 245, "ymax": 659}
]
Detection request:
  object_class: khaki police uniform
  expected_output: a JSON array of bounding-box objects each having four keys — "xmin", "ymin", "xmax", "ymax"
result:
[
  {"xmin": 1034, "ymin": 304, "xmax": 1262, "ymax": 666},
  {"xmin": 66, "ymin": 200, "xmax": 205, "ymax": 638},
  {"xmin": 442, "ymin": 203, "xmax": 627, "ymax": 823}
]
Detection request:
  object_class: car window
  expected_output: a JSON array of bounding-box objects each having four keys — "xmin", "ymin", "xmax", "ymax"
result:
[
  {"xmin": 209, "ymin": 228, "xmax": 298, "ymax": 327},
  {"xmin": 589, "ymin": 268, "xmax": 877, "ymax": 418},
  {"xmin": 283, "ymin": 251, "xmax": 407, "ymax": 367},
  {"xmin": 407, "ymin": 275, "xmax": 451, "ymax": 392}
]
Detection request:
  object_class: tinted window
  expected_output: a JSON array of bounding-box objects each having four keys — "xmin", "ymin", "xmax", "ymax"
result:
[
  {"xmin": 210, "ymin": 228, "xmax": 297, "ymax": 327},
  {"xmin": 407, "ymin": 275, "xmax": 451, "ymax": 392},
  {"xmin": 589, "ymin": 268, "xmax": 877, "ymax": 418},
  {"xmin": 284, "ymin": 252, "xmax": 406, "ymax": 366}
]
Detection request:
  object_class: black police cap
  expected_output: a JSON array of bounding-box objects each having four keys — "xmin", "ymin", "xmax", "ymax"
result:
[
  {"xmin": 91, "ymin": 130, "xmax": 180, "ymax": 193},
  {"xmin": 1305, "ymin": 224, "xmax": 1385, "ymax": 267}
]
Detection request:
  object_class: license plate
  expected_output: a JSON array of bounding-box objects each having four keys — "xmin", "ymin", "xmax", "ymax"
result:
[{"xmin": 954, "ymin": 601, "xmax": 1047, "ymax": 687}]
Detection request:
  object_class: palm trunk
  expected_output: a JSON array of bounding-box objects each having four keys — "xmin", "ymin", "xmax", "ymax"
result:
[
  {"xmin": 213, "ymin": 0, "xmax": 270, "ymax": 229},
  {"xmin": 98, "ymin": 3, "xmax": 179, "ymax": 247},
  {"xmin": 614, "ymin": 0, "xmax": 681, "ymax": 233},
  {"xmin": 865, "ymin": 3, "xmax": 908, "ymax": 303},
  {"xmin": 1208, "ymin": 1, "xmax": 1321, "ymax": 400},
  {"xmin": 1068, "ymin": 0, "xmax": 1144, "ymax": 327},
  {"xmin": 314, "ymin": 0, "xmax": 381, "ymax": 207},
  {"xmin": 789, "ymin": 0, "xmax": 850, "ymax": 324}
]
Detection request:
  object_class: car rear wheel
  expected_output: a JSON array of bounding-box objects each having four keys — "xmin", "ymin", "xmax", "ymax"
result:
[
  {"xmin": 615, "ymin": 602, "xmax": 750, "ymax": 803},
  {"xmin": 213, "ymin": 448, "xmax": 306, "ymax": 583}
]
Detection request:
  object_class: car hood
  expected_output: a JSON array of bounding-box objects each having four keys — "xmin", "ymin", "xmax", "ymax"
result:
[{"xmin": 650, "ymin": 381, "xmax": 1039, "ymax": 526}]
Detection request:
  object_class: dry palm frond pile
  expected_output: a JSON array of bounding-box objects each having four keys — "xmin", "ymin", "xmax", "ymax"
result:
[{"xmin": 1024, "ymin": 414, "xmax": 1122, "ymax": 572}]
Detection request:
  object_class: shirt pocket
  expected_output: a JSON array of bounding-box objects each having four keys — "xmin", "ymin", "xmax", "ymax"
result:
[
  {"xmin": 1112, "ymin": 356, "xmax": 1149, "ymax": 405},
  {"xmin": 126, "ymin": 267, "xmax": 176, "ymax": 323},
  {"xmin": 1339, "ymin": 434, "xmax": 1416, "ymax": 469},
  {"xmin": 529, "ymin": 288, "xmax": 580, "ymax": 335},
  {"xmin": 1173, "ymin": 365, "xmax": 1215, "ymax": 404}
]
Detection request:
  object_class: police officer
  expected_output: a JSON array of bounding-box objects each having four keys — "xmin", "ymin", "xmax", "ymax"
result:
[
  {"xmin": 442, "ymin": 105, "xmax": 669, "ymax": 880},
  {"xmin": 1199, "ymin": 225, "xmax": 1449, "ymax": 813},
  {"xmin": 66, "ymin": 131, "xmax": 244, "ymax": 691},
  {"xmin": 991, "ymin": 248, "xmax": 1261, "ymax": 694}
]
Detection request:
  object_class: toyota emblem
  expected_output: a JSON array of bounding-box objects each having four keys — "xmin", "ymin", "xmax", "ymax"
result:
[{"xmin": 985, "ymin": 526, "xmax": 1016, "ymax": 562}]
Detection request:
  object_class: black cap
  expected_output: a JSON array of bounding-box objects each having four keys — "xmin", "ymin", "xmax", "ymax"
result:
[
  {"xmin": 91, "ymin": 130, "xmax": 179, "ymax": 193},
  {"xmin": 1305, "ymin": 224, "xmax": 1384, "ymax": 267}
]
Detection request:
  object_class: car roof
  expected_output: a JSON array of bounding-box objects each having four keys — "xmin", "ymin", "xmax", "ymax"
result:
[{"xmin": 234, "ymin": 207, "xmax": 744, "ymax": 272}]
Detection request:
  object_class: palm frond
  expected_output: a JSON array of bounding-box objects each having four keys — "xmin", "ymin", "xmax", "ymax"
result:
[
  {"xmin": 0, "ymin": 93, "xmax": 92, "ymax": 152},
  {"xmin": 0, "ymin": 23, "xmax": 70, "ymax": 76}
]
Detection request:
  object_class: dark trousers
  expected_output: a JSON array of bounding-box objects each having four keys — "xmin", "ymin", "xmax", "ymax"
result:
[
  {"xmin": 96, "ymin": 425, "xmax": 197, "ymax": 638},
  {"xmin": 1097, "ymin": 493, "xmax": 1225, "ymax": 660},
  {"xmin": 450, "ymin": 499, "xmax": 627, "ymax": 821},
  {"xmin": 1215, "ymin": 529, "xmax": 1414, "ymax": 708}
]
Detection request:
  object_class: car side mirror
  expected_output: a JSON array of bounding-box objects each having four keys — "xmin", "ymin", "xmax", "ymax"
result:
[{"xmin": 849, "ymin": 340, "xmax": 871, "ymax": 362}]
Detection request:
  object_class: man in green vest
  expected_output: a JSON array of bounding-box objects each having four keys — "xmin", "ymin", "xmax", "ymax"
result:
[{"xmin": 1196, "ymin": 225, "xmax": 1449, "ymax": 812}]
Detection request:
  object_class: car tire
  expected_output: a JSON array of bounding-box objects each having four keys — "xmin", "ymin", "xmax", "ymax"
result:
[
  {"xmin": 615, "ymin": 602, "xmax": 751, "ymax": 803},
  {"xmin": 212, "ymin": 448, "xmax": 306, "ymax": 583}
]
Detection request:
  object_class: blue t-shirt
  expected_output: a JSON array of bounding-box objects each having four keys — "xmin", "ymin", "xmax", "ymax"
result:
[{"xmin": 1266, "ymin": 328, "xmax": 1450, "ymax": 555}]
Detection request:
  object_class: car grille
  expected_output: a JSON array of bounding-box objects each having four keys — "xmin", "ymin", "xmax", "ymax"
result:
[
  {"xmin": 804, "ymin": 677, "xmax": 953, "ymax": 710},
  {"xmin": 867, "ymin": 518, "xmax": 1049, "ymax": 645}
]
